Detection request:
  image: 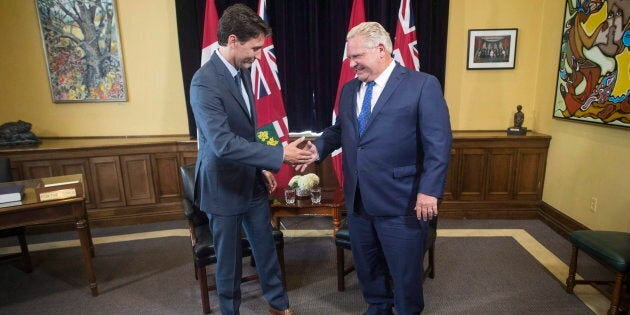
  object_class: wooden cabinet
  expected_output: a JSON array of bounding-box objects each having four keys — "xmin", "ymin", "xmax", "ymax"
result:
[
  {"xmin": 90, "ymin": 156, "xmax": 126, "ymax": 208},
  {"xmin": 0, "ymin": 137, "xmax": 198, "ymax": 229},
  {"xmin": 121, "ymin": 154, "xmax": 156, "ymax": 206},
  {"xmin": 293, "ymin": 131, "xmax": 550, "ymax": 219},
  {"xmin": 440, "ymin": 131, "xmax": 551, "ymax": 219},
  {"xmin": 0, "ymin": 132, "xmax": 550, "ymax": 229},
  {"xmin": 21, "ymin": 158, "xmax": 95, "ymax": 208}
]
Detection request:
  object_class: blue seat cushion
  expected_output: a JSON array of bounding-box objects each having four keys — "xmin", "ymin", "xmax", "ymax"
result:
[
  {"xmin": 570, "ymin": 231, "xmax": 630, "ymax": 273},
  {"xmin": 335, "ymin": 228, "xmax": 351, "ymax": 250}
]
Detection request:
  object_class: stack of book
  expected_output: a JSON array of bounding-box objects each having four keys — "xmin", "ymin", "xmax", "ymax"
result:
[
  {"xmin": 0, "ymin": 184, "xmax": 24, "ymax": 208},
  {"xmin": 35, "ymin": 175, "xmax": 83, "ymax": 202}
]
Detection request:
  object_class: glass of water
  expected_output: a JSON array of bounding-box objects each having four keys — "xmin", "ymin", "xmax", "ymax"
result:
[
  {"xmin": 310, "ymin": 187, "xmax": 321, "ymax": 204},
  {"xmin": 285, "ymin": 188, "xmax": 296, "ymax": 205}
]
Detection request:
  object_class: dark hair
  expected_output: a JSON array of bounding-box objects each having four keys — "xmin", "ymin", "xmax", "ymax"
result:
[{"xmin": 217, "ymin": 4, "xmax": 271, "ymax": 46}]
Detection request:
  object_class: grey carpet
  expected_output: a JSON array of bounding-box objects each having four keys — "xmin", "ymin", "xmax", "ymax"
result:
[{"xmin": 0, "ymin": 219, "xmax": 603, "ymax": 314}]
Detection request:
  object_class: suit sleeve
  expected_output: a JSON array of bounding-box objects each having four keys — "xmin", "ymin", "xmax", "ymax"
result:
[
  {"xmin": 314, "ymin": 84, "xmax": 348, "ymax": 159},
  {"xmin": 417, "ymin": 75, "xmax": 452, "ymax": 198},
  {"xmin": 190, "ymin": 70, "xmax": 283, "ymax": 172}
]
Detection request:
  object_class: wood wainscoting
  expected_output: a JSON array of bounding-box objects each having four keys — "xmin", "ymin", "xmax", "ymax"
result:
[
  {"xmin": 0, "ymin": 131, "xmax": 552, "ymax": 232},
  {"xmin": 0, "ymin": 136, "xmax": 197, "ymax": 232},
  {"xmin": 441, "ymin": 131, "xmax": 550, "ymax": 219}
]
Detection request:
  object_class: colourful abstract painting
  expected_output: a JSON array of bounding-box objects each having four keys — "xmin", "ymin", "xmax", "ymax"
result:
[
  {"xmin": 36, "ymin": 0, "xmax": 127, "ymax": 102},
  {"xmin": 553, "ymin": 0, "xmax": 630, "ymax": 128}
]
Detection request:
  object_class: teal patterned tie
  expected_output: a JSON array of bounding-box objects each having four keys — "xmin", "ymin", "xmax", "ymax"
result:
[{"xmin": 358, "ymin": 81, "xmax": 375, "ymax": 135}]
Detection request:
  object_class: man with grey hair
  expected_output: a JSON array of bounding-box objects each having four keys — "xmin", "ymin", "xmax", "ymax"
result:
[{"xmin": 300, "ymin": 21, "xmax": 452, "ymax": 314}]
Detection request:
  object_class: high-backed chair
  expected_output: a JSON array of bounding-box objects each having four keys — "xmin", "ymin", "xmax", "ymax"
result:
[
  {"xmin": 0, "ymin": 157, "xmax": 32, "ymax": 273},
  {"xmin": 566, "ymin": 230, "xmax": 629, "ymax": 315},
  {"xmin": 335, "ymin": 217, "xmax": 437, "ymax": 291},
  {"xmin": 179, "ymin": 164, "xmax": 286, "ymax": 314}
]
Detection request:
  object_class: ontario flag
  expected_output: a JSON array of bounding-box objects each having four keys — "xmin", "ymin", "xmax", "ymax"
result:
[
  {"xmin": 251, "ymin": 0, "xmax": 292, "ymax": 191},
  {"xmin": 393, "ymin": 0, "xmax": 420, "ymax": 71},
  {"xmin": 201, "ymin": 0, "xmax": 219, "ymax": 66},
  {"xmin": 332, "ymin": 0, "xmax": 366, "ymax": 189}
]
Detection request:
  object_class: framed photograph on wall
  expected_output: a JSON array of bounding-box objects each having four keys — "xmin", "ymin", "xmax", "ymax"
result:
[
  {"xmin": 552, "ymin": 0, "xmax": 630, "ymax": 129},
  {"xmin": 467, "ymin": 29, "xmax": 518, "ymax": 70},
  {"xmin": 36, "ymin": 0, "xmax": 127, "ymax": 102}
]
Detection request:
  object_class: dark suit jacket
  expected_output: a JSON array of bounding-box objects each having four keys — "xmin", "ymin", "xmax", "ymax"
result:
[
  {"xmin": 315, "ymin": 64, "xmax": 452, "ymax": 216},
  {"xmin": 190, "ymin": 52, "xmax": 283, "ymax": 215}
]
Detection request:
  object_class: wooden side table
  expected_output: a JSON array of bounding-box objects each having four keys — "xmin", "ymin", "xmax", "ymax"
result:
[{"xmin": 270, "ymin": 188, "xmax": 345, "ymax": 235}]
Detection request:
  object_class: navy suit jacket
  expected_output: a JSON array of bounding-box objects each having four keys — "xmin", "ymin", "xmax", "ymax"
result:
[
  {"xmin": 315, "ymin": 64, "xmax": 452, "ymax": 216},
  {"xmin": 190, "ymin": 52, "xmax": 283, "ymax": 215}
]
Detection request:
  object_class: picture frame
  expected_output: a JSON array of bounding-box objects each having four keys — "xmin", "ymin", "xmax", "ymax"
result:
[
  {"xmin": 552, "ymin": 0, "xmax": 630, "ymax": 129},
  {"xmin": 35, "ymin": 0, "xmax": 127, "ymax": 103},
  {"xmin": 467, "ymin": 29, "xmax": 518, "ymax": 70}
]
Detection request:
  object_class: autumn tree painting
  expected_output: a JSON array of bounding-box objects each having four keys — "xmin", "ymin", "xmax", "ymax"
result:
[{"xmin": 36, "ymin": 0, "xmax": 127, "ymax": 102}]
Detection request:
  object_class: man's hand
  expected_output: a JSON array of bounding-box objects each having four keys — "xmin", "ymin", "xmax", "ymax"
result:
[
  {"xmin": 283, "ymin": 137, "xmax": 313, "ymax": 165},
  {"xmin": 262, "ymin": 170, "xmax": 277, "ymax": 193},
  {"xmin": 295, "ymin": 141, "xmax": 319, "ymax": 172},
  {"xmin": 415, "ymin": 193, "xmax": 438, "ymax": 221}
]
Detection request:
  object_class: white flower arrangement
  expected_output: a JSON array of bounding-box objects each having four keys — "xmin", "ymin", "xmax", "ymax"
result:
[{"xmin": 289, "ymin": 173, "xmax": 320, "ymax": 190}]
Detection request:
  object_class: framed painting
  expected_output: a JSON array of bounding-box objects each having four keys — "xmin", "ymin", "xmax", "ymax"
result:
[
  {"xmin": 36, "ymin": 0, "xmax": 127, "ymax": 102},
  {"xmin": 467, "ymin": 29, "xmax": 518, "ymax": 70},
  {"xmin": 552, "ymin": 0, "xmax": 630, "ymax": 129}
]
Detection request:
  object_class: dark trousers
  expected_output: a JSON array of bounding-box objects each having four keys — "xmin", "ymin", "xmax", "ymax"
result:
[
  {"xmin": 206, "ymin": 183, "xmax": 288, "ymax": 315},
  {"xmin": 349, "ymin": 189, "xmax": 427, "ymax": 315}
]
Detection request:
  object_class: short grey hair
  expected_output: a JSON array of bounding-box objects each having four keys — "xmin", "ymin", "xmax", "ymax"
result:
[{"xmin": 347, "ymin": 22, "xmax": 392, "ymax": 53}]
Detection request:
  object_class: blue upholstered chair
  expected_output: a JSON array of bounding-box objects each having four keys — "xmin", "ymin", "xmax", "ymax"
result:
[
  {"xmin": 566, "ymin": 230, "xmax": 629, "ymax": 315},
  {"xmin": 179, "ymin": 164, "xmax": 285, "ymax": 314},
  {"xmin": 0, "ymin": 157, "xmax": 32, "ymax": 273}
]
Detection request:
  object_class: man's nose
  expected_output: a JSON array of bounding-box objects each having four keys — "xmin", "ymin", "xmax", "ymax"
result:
[
  {"xmin": 255, "ymin": 50, "xmax": 262, "ymax": 60},
  {"xmin": 349, "ymin": 59, "xmax": 356, "ymax": 68}
]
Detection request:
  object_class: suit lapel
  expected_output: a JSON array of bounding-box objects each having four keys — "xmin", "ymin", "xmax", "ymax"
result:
[
  {"xmin": 347, "ymin": 80, "xmax": 361, "ymax": 138},
  {"xmin": 362, "ymin": 65, "xmax": 406, "ymax": 135},
  {"xmin": 210, "ymin": 53, "xmax": 254, "ymax": 126}
]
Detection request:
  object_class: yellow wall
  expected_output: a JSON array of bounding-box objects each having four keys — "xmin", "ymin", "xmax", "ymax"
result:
[
  {"xmin": 0, "ymin": 0, "xmax": 188, "ymax": 137},
  {"xmin": 446, "ymin": 0, "xmax": 629, "ymax": 232},
  {"xmin": 445, "ymin": 0, "xmax": 543, "ymax": 130},
  {"xmin": 1, "ymin": 0, "xmax": 627, "ymax": 231}
]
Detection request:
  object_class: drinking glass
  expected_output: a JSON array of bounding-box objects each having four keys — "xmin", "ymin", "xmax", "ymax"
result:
[
  {"xmin": 285, "ymin": 188, "xmax": 296, "ymax": 205},
  {"xmin": 310, "ymin": 187, "xmax": 321, "ymax": 204}
]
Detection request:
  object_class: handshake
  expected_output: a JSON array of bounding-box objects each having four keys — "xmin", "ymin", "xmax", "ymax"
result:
[{"xmin": 282, "ymin": 137, "xmax": 319, "ymax": 170}]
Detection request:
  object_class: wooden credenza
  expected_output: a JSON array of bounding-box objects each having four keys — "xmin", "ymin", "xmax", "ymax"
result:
[
  {"xmin": 0, "ymin": 131, "xmax": 550, "ymax": 230},
  {"xmin": 441, "ymin": 131, "xmax": 551, "ymax": 219},
  {"xmin": 1, "ymin": 136, "xmax": 198, "ymax": 230},
  {"xmin": 298, "ymin": 131, "xmax": 551, "ymax": 219}
]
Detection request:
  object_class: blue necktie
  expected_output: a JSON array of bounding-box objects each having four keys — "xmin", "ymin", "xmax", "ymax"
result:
[
  {"xmin": 358, "ymin": 81, "xmax": 375, "ymax": 135},
  {"xmin": 234, "ymin": 72, "xmax": 242, "ymax": 91}
]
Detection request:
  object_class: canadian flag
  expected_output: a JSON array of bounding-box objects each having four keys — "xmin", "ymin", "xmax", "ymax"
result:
[
  {"xmin": 332, "ymin": 0, "xmax": 366, "ymax": 189},
  {"xmin": 393, "ymin": 0, "xmax": 420, "ymax": 71},
  {"xmin": 201, "ymin": 0, "xmax": 219, "ymax": 66},
  {"xmin": 251, "ymin": 0, "xmax": 292, "ymax": 191}
]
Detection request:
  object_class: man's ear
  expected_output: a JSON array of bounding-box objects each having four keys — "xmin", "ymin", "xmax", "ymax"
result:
[{"xmin": 228, "ymin": 34, "xmax": 238, "ymax": 47}]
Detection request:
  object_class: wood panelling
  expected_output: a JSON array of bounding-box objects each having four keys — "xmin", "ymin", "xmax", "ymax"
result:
[
  {"xmin": 89, "ymin": 156, "xmax": 126, "ymax": 208},
  {"xmin": 486, "ymin": 149, "xmax": 514, "ymax": 200},
  {"xmin": 459, "ymin": 148, "xmax": 486, "ymax": 201},
  {"xmin": 443, "ymin": 149, "xmax": 458, "ymax": 200},
  {"xmin": 1, "ymin": 137, "xmax": 197, "ymax": 229},
  {"xmin": 515, "ymin": 149, "xmax": 547, "ymax": 200},
  {"xmin": 121, "ymin": 154, "xmax": 155, "ymax": 206},
  {"xmin": 21, "ymin": 160, "xmax": 54, "ymax": 179},
  {"xmin": 440, "ymin": 131, "xmax": 551, "ymax": 219},
  {"xmin": 57, "ymin": 158, "xmax": 94, "ymax": 208},
  {"xmin": 151, "ymin": 153, "xmax": 182, "ymax": 203},
  {"xmin": 0, "ymin": 132, "xmax": 550, "ymax": 229}
]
